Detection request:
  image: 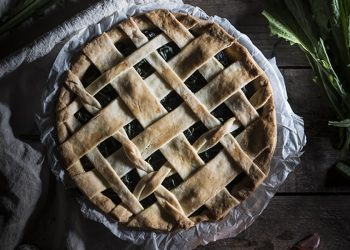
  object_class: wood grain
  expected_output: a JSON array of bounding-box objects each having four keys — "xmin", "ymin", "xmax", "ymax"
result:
[
  {"xmin": 278, "ymin": 69, "xmax": 350, "ymax": 193},
  {"xmin": 200, "ymin": 196, "xmax": 350, "ymax": 249}
]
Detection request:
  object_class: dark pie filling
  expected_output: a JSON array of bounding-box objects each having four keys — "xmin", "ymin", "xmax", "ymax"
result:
[
  {"xmin": 160, "ymin": 91, "xmax": 183, "ymax": 112},
  {"xmin": 145, "ymin": 150, "xmax": 167, "ymax": 171},
  {"xmin": 162, "ymin": 173, "xmax": 183, "ymax": 191},
  {"xmin": 211, "ymin": 103, "xmax": 235, "ymax": 123},
  {"xmin": 140, "ymin": 193, "xmax": 157, "ymax": 208},
  {"xmin": 211, "ymin": 103, "xmax": 246, "ymax": 137},
  {"xmin": 214, "ymin": 50, "xmax": 232, "ymax": 68},
  {"xmin": 188, "ymin": 29, "xmax": 198, "ymax": 37},
  {"xmin": 184, "ymin": 70, "xmax": 208, "ymax": 93},
  {"xmin": 231, "ymin": 125, "xmax": 245, "ymax": 137},
  {"xmin": 141, "ymin": 29, "xmax": 162, "ymax": 40},
  {"xmin": 97, "ymin": 137, "xmax": 122, "ymax": 158},
  {"xmin": 157, "ymin": 42, "xmax": 181, "ymax": 61},
  {"xmin": 226, "ymin": 172, "xmax": 247, "ymax": 193},
  {"xmin": 124, "ymin": 119, "xmax": 144, "ymax": 139},
  {"xmin": 115, "ymin": 38, "xmax": 137, "ymax": 56},
  {"xmin": 190, "ymin": 205, "xmax": 207, "ymax": 217},
  {"xmin": 80, "ymin": 155, "xmax": 95, "ymax": 172},
  {"xmin": 183, "ymin": 121, "xmax": 208, "ymax": 144},
  {"xmin": 121, "ymin": 168, "xmax": 141, "ymax": 192},
  {"xmin": 134, "ymin": 59, "xmax": 155, "ymax": 79},
  {"xmin": 74, "ymin": 107, "xmax": 93, "ymax": 124},
  {"xmin": 102, "ymin": 188, "xmax": 122, "ymax": 204},
  {"xmin": 73, "ymin": 85, "xmax": 118, "ymax": 125},
  {"xmin": 81, "ymin": 64, "xmax": 101, "ymax": 87},
  {"xmin": 198, "ymin": 143, "xmax": 224, "ymax": 163},
  {"xmin": 241, "ymin": 81, "xmax": 255, "ymax": 99},
  {"xmin": 94, "ymin": 84, "xmax": 119, "ymax": 108}
]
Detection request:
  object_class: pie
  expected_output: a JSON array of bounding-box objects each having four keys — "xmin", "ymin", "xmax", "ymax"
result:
[{"xmin": 56, "ymin": 9, "xmax": 277, "ymax": 231}]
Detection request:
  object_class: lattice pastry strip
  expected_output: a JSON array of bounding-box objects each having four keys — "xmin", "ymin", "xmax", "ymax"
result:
[{"xmin": 56, "ymin": 9, "xmax": 277, "ymax": 231}]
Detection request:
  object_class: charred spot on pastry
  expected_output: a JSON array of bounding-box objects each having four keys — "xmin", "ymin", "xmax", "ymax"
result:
[
  {"xmin": 74, "ymin": 107, "xmax": 93, "ymax": 124},
  {"xmin": 211, "ymin": 103, "xmax": 235, "ymax": 123},
  {"xmin": 124, "ymin": 119, "xmax": 144, "ymax": 139},
  {"xmin": 142, "ymin": 28, "xmax": 162, "ymax": 40},
  {"xmin": 81, "ymin": 64, "xmax": 101, "ymax": 87},
  {"xmin": 121, "ymin": 169, "xmax": 141, "ymax": 192},
  {"xmin": 184, "ymin": 70, "xmax": 208, "ymax": 93},
  {"xmin": 134, "ymin": 59, "xmax": 155, "ymax": 79},
  {"xmin": 97, "ymin": 136, "xmax": 122, "ymax": 158},
  {"xmin": 145, "ymin": 150, "xmax": 167, "ymax": 171},
  {"xmin": 102, "ymin": 188, "xmax": 122, "ymax": 204},
  {"xmin": 80, "ymin": 155, "xmax": 95, "ymax": 172},
  {"xmin": 157, "ymin": 42, "xmax": 181, "ymax": 61},
  {"xmin": 198, "ymin": 143, "xmax": 224, "ymax": 163},
  {"xmin": 94, "ymin": 84, "xmax": 119, "ymax": 107},
  {"xmin": 183, "ymin": 121, "xmax": 208, "ymax": 144},
  {"xmin": 140, "ymin": 193, "xmax": 157, "ymax": 208},
  {"xmin": 162, "ymin": 173, "xmax": 183, "ymax": 191},
  {"xmin": 115, "ymin": 38, "xmax": 137, "ymax": 56},
  {"xmin": 160, "ymin": 91, "xmax": 183, "ymax": 112}
]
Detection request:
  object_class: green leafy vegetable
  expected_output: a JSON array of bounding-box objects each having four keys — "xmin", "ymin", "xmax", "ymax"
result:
[
  {"xmin": 263, "ymin": 0, "xmax": 350, "ymax": 180},
  {"xmin": 0, "ymin": 0, "xmax": 61, "ymax": 35},
  {"xmin": 329, "ymin": 119, "xmax": 350, "ymax": 128},
  {"xmin": 335, "ymin": 161, "xmax": 350, "ymax": 179}
]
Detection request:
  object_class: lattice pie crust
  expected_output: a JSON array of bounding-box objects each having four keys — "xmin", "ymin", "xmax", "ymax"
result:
[{"xmin": 56, "ymin": 9, "xmax": 277, "ymax": 231}]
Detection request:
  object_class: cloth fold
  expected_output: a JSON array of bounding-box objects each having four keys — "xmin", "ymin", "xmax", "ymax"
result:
[
  {"xmin": 0, "ymin": 103, "xmax": 42, "ymax": 250},
  {"xmin": 0, "ymin": 101, "xmax": 135, "ymax": 249}
]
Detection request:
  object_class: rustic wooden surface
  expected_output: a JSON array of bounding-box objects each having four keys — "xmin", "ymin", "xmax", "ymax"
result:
[{"xmin": 1, "ymin": 0, "xmax": 350, "ymax": 249}]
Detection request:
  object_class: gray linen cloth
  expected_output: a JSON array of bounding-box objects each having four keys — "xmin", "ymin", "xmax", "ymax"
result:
[
  {"xmin": 0, "ymin": 0, "xmax": 163, "ymax": 249},
  {"xmin": 0, "ymin": 104, "xmax": 42, "ymax": 249}
]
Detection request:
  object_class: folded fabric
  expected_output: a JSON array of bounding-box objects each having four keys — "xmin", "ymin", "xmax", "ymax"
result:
[{"xmin": 0, "ymin": 103, "xmax": 42, "ymax": 250}]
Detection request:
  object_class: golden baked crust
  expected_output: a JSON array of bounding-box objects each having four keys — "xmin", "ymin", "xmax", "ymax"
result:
[{"xmin": 56, "ymin": 9, "xmax": 277, "ymax": 231}]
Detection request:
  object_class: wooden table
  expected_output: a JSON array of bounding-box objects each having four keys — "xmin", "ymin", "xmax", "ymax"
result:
[{"xmin": 1, "ymin": 0, "xmax": 349, "ymax": 249}]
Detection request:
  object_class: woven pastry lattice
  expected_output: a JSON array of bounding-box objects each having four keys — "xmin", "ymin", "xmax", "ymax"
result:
[{"xmin": 56, "ymin": 9, "xmax": 277, "ymax": 231}]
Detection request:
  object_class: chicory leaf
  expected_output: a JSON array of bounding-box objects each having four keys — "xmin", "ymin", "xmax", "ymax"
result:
[{"xmin": 329, "ymin": 119, "xmax": 350, "ymax": 127}]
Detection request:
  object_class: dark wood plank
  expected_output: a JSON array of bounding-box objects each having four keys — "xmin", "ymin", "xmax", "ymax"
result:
[
  {"xmin": 184, "ymin": 0, "xmax": 309, "ymax": 67},
  {"xmin": 278, "ymin": 69, "xmax": 350, "ymax": 193},
  {"xmin": 198, "ymin": 195, "xmax": 350, "ymax": 249}
]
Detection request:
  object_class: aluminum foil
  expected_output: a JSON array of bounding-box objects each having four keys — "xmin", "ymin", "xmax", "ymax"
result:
[{"xmin": 37, "ymin": 1, "xmax": 306, "ymax": 249}]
